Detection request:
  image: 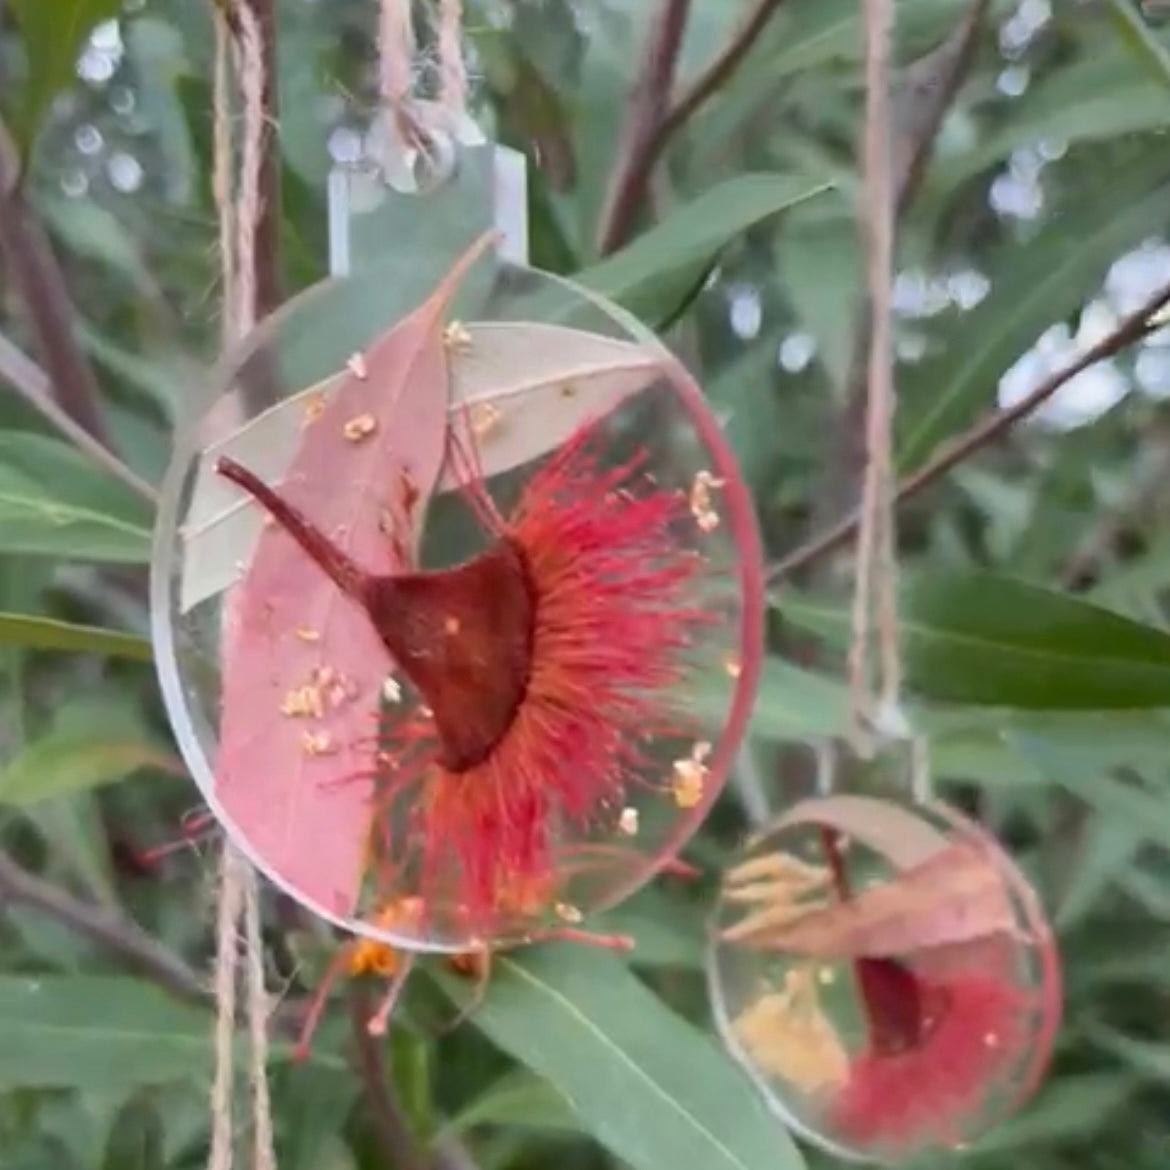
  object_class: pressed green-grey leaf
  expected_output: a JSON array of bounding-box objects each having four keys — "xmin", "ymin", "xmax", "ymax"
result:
[
  {"xmin": 578, "ymin": 174, "xmax": 833, "ymax": 322},
  {"xmin": 9, "ymin": 0, "xmax": 121, "ymax": 155},
  {"xmin": 898, "ymin": 175, "xmax": 1170, "ymax": 469},
  {"xmin": 778, "ymin": 573, "xmax": 1170, "ymax": 708},
  {"xmin": 0, "ymin": 612, "xmax": 151, "ymax": 660},
  {"xmin": 434, "ymin": 946, "xmax": 804, "ymax": 1170}
]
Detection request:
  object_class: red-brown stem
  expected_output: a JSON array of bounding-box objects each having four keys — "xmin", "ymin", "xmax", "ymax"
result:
[{"xmin": 217, "ymin": 456, "xmax": 370, "ymax": 600}]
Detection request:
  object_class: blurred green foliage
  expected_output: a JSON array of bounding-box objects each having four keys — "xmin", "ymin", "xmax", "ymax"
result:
[{"xmin": 2, "ymin": 2, "xmax": 1170, "ymax": 1169}]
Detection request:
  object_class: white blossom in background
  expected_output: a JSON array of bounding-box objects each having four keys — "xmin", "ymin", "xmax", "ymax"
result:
[
  {"xmin": 996, "ymin": 65, "xmax": 1031, "ymax": 98},
  {"xmin": 778, "ymin": 333, "xmax": 815, "ymax": 374},
  {"xmin": 1105, "ymin": 239, "xmax": 1170, "ymax": 315},
  {"xmin": 727, "ymin": 285, "xmax": 763, "ymax": 341},
  {"xmin": 1136, "ymin": 348, "xmax": 1170, "ymax": 399},
  {"xmin": 998, "ymin": 316, "xmax": 1130, "ymax": 430},
  {"xmin": 78, "ymin": 20, "xmax": 123, "ymax": 86},
  {"xmin": 107, "ymin": 151, "xmax": 144, "ymax": 194}
]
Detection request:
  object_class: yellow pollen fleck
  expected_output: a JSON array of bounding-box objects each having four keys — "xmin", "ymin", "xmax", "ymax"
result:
[
  {"xmin": 690, "ymin": 470, "xmax": 725, "ymax": 533},
  {"xmin": 618, "ymin": 807, "xmax": 639, "ymax": 836},
  {"xmin": 348, "ymin": 937, "xmax": 399, "ymax": 977},
  {"xmin": 281, "ymin": 684, "xmax": 324, "ymax": 719},
  {"xmin": 671, "ymin": 742, "xmax": 711, "ymax": 809},
  {"xmin": 300, "ymin": 729, "xmax": 336, "ymax": 756},
  {"xmin": 347, "ymin": 351, "xmax": 368, "ymax": 380},
  {"xmin": 818, "ymin": 966, "xmax": 836, "ymax": 985},
  {"xmin": 343, "ymin": 413, "xmax": 377, "ymax": 443},
  {"xmin": 294, "ymin": 625, "xmax": 320, "ymax": 643},
  {"xmin": 555, "ymin": 902, "xmax": 583, "ymax": 923},
  {"xmin": 444, "ymin": 320, "xmax": 472, "ymax": 352},
  {"xmin": 382, "ymin": 676, "xmax": 402, "ymax": 704},
  {"xmin": 470, "ymin": 401, "xmax": 501, "ymax": 438},
  {"xmin": 303, "ymin": 392, "xmax": 326, "ymax": 424}
]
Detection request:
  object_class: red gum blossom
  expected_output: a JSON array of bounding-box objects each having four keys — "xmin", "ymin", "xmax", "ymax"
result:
[{"xmin": 217, "ymin": 421, "xmax": 710, "ymax": 930}]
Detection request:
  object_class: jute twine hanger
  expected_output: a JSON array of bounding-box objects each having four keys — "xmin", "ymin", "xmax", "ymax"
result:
[
  {"xmin": 204, "ymin": 3, "xmax": 470, "ymax": 1168},
  {"xmin": 844, "ymin": 0, "xmax": 929, "ymax": 801}
]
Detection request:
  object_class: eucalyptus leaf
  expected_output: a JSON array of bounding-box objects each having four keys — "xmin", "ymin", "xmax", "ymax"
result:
[
  {"xmin": 8, "ymin": 0, "xmax": 121, "ymax": 157},
  {"xmin": 0, "ymin": 613, "xmax": 152, "ymax": 661},
  {"xmin": 778, "ymin": 573, "xmax": 1170, "ymax": 708},
  {"xmin": 578, "ymin": 173, "xmax": 833, "ymax": 323},
  {"xmin": 434, "ymin": 945, "xmax": 805, "ymax": 1170}
]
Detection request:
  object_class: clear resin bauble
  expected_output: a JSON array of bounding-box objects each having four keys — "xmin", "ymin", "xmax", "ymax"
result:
[
  {"xmin": 151, "ymin": 236, "xmax": 764, "ymax": 951},
  {"xmin": 707, "ymin": 789, "xmax": 1061, "ymax": 1163}
]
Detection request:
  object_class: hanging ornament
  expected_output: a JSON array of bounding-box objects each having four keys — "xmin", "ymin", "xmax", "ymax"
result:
[
  {"xmin": 150, "ymin": 2, "xmax": 764, "ymax": 954},
  {"xmin": 706, "ymin": 0, "xmax": 1061, "ymax": 1159},
  {"xmin": 707, "ymin": 737, "xmax": 1062, "ymax": 1163}
]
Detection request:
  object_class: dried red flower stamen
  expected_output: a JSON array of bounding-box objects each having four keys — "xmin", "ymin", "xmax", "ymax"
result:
[
  {"xmin": 816, "ymin": 827, "xmax": 1033, "ymax": 1151},
  {"xmin": 217, "ymin": 419, "xmax": 711, "ymax": 935}
]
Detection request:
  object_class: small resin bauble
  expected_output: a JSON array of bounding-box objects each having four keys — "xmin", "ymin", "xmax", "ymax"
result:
[
  {"xmin": 151, "ymin": 233, "xmax": 764, "ymax": 951},
  {"xmin": 707, "ymin": 792, "xmax": 1061, "ymax": 1163}
]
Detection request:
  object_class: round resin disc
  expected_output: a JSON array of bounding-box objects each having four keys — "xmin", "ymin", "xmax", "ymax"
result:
[
  {"xmin": 707, "ymin": 793, "xmax": 1061, "ymax": 1163},
  {"xmin": 152, "ymin": 237, "xmax": 764, "ymax": 950}
]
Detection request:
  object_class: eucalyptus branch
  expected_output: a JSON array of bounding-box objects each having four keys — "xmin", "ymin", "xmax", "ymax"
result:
[
  {"xmin": 768, "ymin": 279, "xmax": 1170, "ymax": 584},
  {"xmin": 659, "ymin": 0, "xmax": 792, "ymax": 153},
  {"xmin": 0, "ymin": 849, "xmax": 206, "ymax": 1001},
  {"xmin": 596, "ymin": 0, "xmax": 693, "ymax": 254},
  {"xmin": 0, "ymin": 118, "xmax": 112, "ymax": 446},
  {"xmin": 596, "ymin": 0, "xmax": 794, "ymax": 254}
]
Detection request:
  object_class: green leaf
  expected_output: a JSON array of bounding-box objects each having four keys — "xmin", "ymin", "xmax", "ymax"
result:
[
  {"xmin": 1090, "ymin": 1026, "xmax": 1170, "ymax": 1082},
  {"xmin": 0, "ymin": 976, "xmax": 212, "ymax": 1091},
  {"xmin": 8, "ymin": 0, "xmax": 121, "ymax": 156},
  {"xmin": 0, "ymin": 724, "xmax": 180, "ymax": 806},
  {"xmin": 434, "ymin": 946, "xmax": 804, "ymax": 1170},
  {"xmin": 0, "ymin": 613, "xmax": 152, "ymax": 661},
  {"xmin": 934, "ymin": 48, "xmax": 1170, "ymax": 193},
  {"xmin": 0, "ymin": 432, "xmax": 153, "ymax": 563},
  {"xmin": 443, "ymin": 1069, "xmax": 584, "ymax": 1138},
  {"xmin": 578, "ymin": 174, "xmax": 833, "ymax": 323},
  {"xmin": 1105, "ymin": 0, "xmax": 1170, "ymax": 88},
  {"xmin": 972, "ymin": 1073, "xmax": 1135, "ymax": 1151},
  {"xmin": 1010, "ymin": 732, "xmax": 1170, "ymax": 851},
  {"xmin": 897, "ymin": 175, "xmax": 1170, "ymax": 469},
  {"xmin": 778, "ymin": 573, "xmax": 1170, "ymax": 708},
  {"xmin": 101, "ymin": 1096, "xmax": 166, "ymax": 1170}
]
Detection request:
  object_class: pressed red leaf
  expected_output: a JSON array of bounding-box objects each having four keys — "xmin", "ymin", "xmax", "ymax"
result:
[{"xmin": 215, "ymin": 233, "xmax": 494, "ymax": 916}]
